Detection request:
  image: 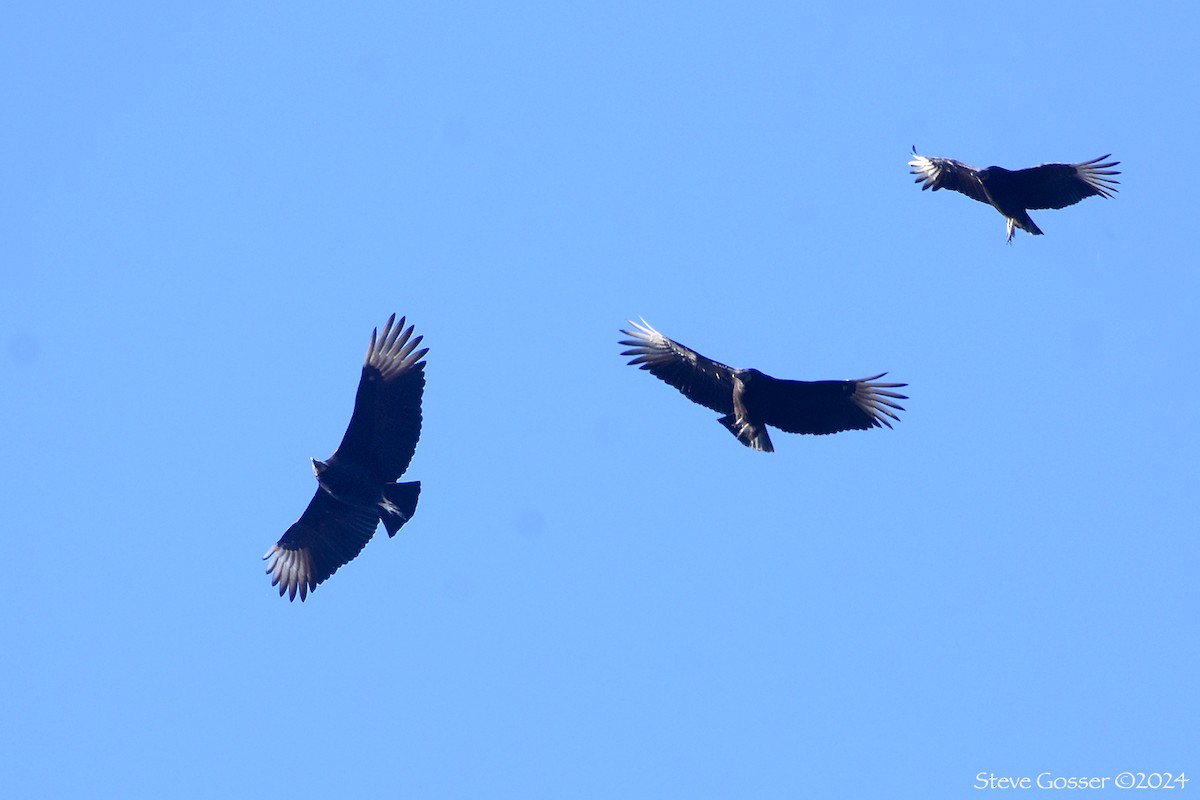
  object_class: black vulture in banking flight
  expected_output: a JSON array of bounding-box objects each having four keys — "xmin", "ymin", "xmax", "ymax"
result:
[
  {"xmin": 264, "ymin": 314, "xmax": 427, "ymax": 601},
  {"xmin": 908, "ymin": 148, "xmax": 1120, "ymax": 242},
  {"xmin": 619, "ymin": 319, "xmax": 906, "ymax": 452}
]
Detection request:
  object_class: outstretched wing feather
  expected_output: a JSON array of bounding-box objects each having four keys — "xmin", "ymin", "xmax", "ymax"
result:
[
  {"xmin": 619, "ymin": 319, "xmax": 737, "ymax": 415},
  {"xmin": 1010, "ymin": 156, "xmax": 1121, "ymax": 210},
  {"xmin": 333, "ymin": 314, "xmax": 428, "ymax": 481},
  {"xmin": 909, "ymin": 149, "xmax": 992, "ymax": 206},
  {"xmin": 264, "ymin": 489, "xmax": 380, "ymax": 602},
  {"xmin": 760, "ymin": 373, "xmax": 908, "ymax": 435}
]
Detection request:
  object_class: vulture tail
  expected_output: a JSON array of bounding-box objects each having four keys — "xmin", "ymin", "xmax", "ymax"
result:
[
  {"xmin": 1008, "ymin": 211, "xmax": 1043, "ymax": 242},
  {"xmin": 717, "ymin": 415, "xmax": 774, "ymax": 453},
  {"xmin": 380, "ymin": 481, "xmax": 421, "ymax": 537}
]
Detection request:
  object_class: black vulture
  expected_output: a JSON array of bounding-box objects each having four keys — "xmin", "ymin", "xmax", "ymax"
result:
[
  {"xmin": 909, "ymin": 147, "xmax": 1120, "ymax": 242},
  {"xmin": 619, "ymin": 319, "xmax": 906, "ymax": 452},
  {"xmin": 264, "ymin": 314, "xmax": 427, "ymax": 601}
]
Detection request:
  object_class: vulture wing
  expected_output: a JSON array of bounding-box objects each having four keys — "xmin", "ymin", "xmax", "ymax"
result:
[
  {"xmin": 909, "ymin": 148, "xmax": 992, "ymax": 206},
  {"xmin": 1007, "ymin": 156, "xmax": 1121, "ymax": 210},
  {"xmin": 757, "ymin": 373, "xmax": 908, "ymax": 435},
  {"xmin": 264, "ymin": 490, "xmax": 380, "ymax": 602},
  {"xmin": 332, "ymin": 314, "xmax": 428, "ymax": 481},
  {"xmin": 620, "ymin": 318, "xmax": 737, "ymax": 415}
]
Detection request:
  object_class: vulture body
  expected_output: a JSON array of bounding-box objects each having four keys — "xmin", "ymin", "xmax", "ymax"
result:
[
  {"xmin": 264, "ymin": 314, "xmax": 427, "ymax": 601},
  {"xmin": 619, "ymin": 319, "xmax": 906, "ymax": 452},
  {"xmin": 909, "ymin": 148, "xmax": 1120, "ymax": 242}
]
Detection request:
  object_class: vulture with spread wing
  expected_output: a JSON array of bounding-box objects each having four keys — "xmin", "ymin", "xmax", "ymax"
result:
[
  {"xmin": 264, "ymin": 314, "xmax": 427, "ymax": 601},
  {"xmin": 908, "ymin": 148, "xmax": 1120, "ymax": 242},
  {"xmin": 619, "ymin": 319, "xmax": 906, "ymax": 452}
]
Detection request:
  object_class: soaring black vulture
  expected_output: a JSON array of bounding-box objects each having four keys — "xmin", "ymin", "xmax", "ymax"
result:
[
  {"xmin": 264, "ymin": 314, "xmax": 427, "ymax": 601},
  {"xmin": 908, "ymin": 147, "xmax": 1120, "ymax": 242},
  {"xmin": 619, "ymin": 319, "xmax": 906, "ymax": 452}
]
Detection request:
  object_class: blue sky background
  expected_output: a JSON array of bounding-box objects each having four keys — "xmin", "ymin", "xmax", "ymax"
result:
[{"xmin": 2, "ymin": 2, "xmax": 1196, "ymax": 797}]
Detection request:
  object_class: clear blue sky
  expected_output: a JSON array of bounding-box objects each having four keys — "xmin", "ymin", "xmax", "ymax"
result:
[{"xmin": 2, "ymin": 2, "xmax": 1196, "ymax": 797}]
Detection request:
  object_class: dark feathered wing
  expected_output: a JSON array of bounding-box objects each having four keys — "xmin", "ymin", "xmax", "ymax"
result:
[
  {"xmin": 1006, "ymin": 156, "xmax": 1121, "ymax": 210},
  {"xmin": 332, "ymin": 314, "xmax": 428, "ymax": 481},
  {"xmin": 264, "ymin": 490, "xmax": 380, "ymax": 602},
  {"xmin": 619, "ymin": 318, "xmax": 736, "ymax": 414},
  {"xmin": 909, "ymin": 148, "xmax": 992, "ymax": 205},
  {"xmin": 757, "ymin": 373, "xmax": 908, "ymax": 435}
]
